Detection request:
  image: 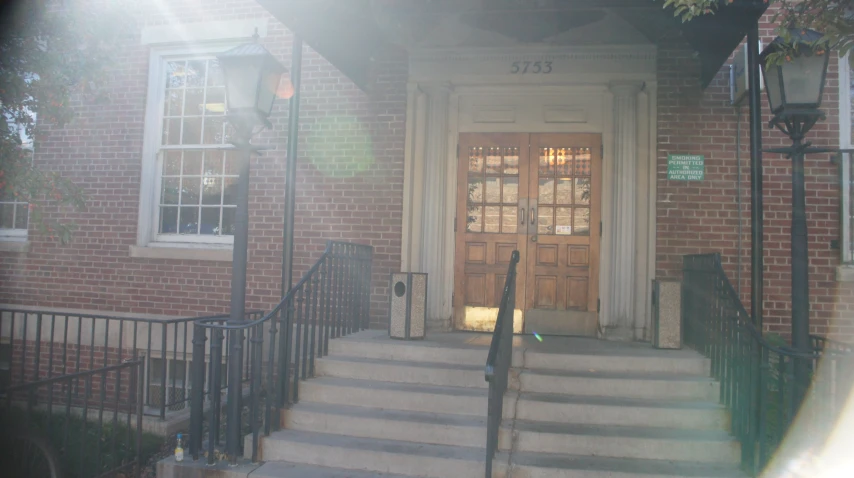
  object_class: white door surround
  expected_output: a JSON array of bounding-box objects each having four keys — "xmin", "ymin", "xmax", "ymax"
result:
[{"xmin": 400, "ymin": 45, "xmax": 658, "ymax": 341}]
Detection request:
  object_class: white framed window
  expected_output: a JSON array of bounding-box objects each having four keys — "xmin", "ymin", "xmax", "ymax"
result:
[
  {"xmin": 147, "ymin": 357, "xmax": 189, "ymax": 412},
  {"xmin": 138, "ymin": 42, "xmax": 246, "ymax": 249},
  {"xmin": 840, "ymin": 53, "xmax": 854, "ymax": 263}
]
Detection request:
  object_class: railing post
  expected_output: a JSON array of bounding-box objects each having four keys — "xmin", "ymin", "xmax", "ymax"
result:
[
  {"xmin": 189, "ymin": 323, "xmax": 207, "ymax": 460},
  {"xmin": 249, "ymin": 325, "xmax": 263, "ymax": 462},
  {"xmin": 226, "ymin": 327, "xmax": 244, "ymax": 463},
  {"xmin": 160, "ymin": 322, "xmax": 168, "ymax": 420},
  {"xmin": 208, "ymin": 328, "xmax": 224, "ymax": 464}
]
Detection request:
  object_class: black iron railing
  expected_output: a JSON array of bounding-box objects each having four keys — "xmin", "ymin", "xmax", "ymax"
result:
[
  {"xmin": 484, "ymin": 250, "xmax": 519, "ymax": 478},
  {"xmin": 682, "ymin": 253, "xmax": 853, "ymax": 475},
  {"xmin": 0, "ymin": 307, "xmax": 261, "ymax": 420},
  {"xmin": 189, "ymin": 241, "xmax": 373, "ymax": 464},
  {"xmin": 0, "ymin": 359, "xmax": 144, "ymax": 478}
]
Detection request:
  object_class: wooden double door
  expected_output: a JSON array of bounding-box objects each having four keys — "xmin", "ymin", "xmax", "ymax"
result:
[{"xmin": 453, "ymin": 133, "xmax": 601, "ymax": 335}]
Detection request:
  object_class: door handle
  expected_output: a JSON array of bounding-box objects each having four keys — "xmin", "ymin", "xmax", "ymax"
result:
[
  {"xmin": 519, "ymin": 208, "xmax": 525, "ymax": 225},
  {"xmin": 530, "ymin": 207, "xmax": 536, "ymax": 225}
]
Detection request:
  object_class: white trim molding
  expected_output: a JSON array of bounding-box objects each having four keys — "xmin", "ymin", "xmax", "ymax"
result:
[{"xmin": 141, "ymin": 19, "xmax": 268, "ymax": 46}]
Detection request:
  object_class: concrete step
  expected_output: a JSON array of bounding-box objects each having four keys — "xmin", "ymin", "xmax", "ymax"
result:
[
  {"xmin": 328, "ymin": 337, "xmax": 487, "ymax": 366},
  {"xmin": 519, "ymin": 369, "xmax": 719, "ymax": 401},
  {"xmin": 520, "ymin": 350, "xmax": 709, "ymax": 375},
  {"xmin": 282, "ymin": 402, "xmax": 489, "ymax": 448},
  {"xmin": 495, "ymin": 451, "xmax": 748, "ymax": 478},
  {"xmin": 299, "ymin": 377, "xmax": 489, "ymax": 417},
  {"xmin": 315, "ymin": 355, "xmax": 488, "ymax": 389},
  {"xmin": 250, "ymin": 461, "xmax": 415, "ymax": 477},
  {"xmin": 259, "ymin": 429, "xmax": 485, "ymax": 478},
  {"xmin": 511, "ymin": 421, "xmax": 740, "ymax": 463},
  {"xmin": 515, "ymin": 392, "xmax": 729, "ymax": 430}
]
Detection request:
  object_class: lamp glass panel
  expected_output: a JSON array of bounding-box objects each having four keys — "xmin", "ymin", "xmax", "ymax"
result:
[
  {"xmin": 763, "ymin": 63, "xmax": 783, "ymax": 113},
  {"xmin": 781, "ymin": 54, "xmax": 827, "ymax": 107},
  {"xmin": 256, "ymin": 68, "xmax": 281, "ymax": 116},
  {"xmin": 223, "ymin": 60, "xmax": 261, "ymax": 111}
]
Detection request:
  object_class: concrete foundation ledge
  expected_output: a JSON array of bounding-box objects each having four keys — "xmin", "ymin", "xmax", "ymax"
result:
[{"xmin": 157, "ymin": 457, "xmax": 262, "ymax": 478}]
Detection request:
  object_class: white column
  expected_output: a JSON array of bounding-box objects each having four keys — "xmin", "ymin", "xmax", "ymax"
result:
[
  {"xmin": 605, "ymin": 81, "xmax": 643, "ymax": 339},
  {"xmin": 418, "ymin": 84, "xmax": 452, "ymax": 330}
]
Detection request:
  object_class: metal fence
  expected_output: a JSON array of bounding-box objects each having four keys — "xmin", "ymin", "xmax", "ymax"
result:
[
  {"xmin": 0, "ymin": 359, "xmax": 144, "ymax": 478},
  {"xmin": 0, "ymin": 307, "xmax": 261, "ymax": 420},
  {"xmin": 189, "ymin": 241, "xmax": 373, "ymax": 463},
  {"xmin": 484, "ymin": 250, "xmax": 519, "ymax": 478},
  {"xmin": 682, "ymin": 253, "xmax": 853, "ymax": 475}
]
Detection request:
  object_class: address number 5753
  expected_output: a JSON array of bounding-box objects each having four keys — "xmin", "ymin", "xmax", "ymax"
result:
[{"xmin": 510, "ymin": 61, "xmax": 552, "ymax": 74}]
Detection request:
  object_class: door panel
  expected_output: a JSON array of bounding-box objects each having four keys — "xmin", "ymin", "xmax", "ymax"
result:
[
  {"xmin": 454, "ymin": 134, "xmax": 528, "ymax": 332},
  {"xmin": 453, "ymin": 132, "xmax": 600, "ymax": 335}
]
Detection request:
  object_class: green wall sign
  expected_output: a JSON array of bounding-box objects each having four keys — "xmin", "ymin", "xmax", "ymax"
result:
[{"xmin": 667, "ymin": 154, "xmax": 705, "ymax": 181}]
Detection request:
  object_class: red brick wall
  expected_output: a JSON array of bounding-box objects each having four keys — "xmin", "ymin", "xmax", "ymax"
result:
[
  {"xmin": 0, "ymin": 0, "xmax": 407, "ymax": 328},
  {"xmin": 656, "ymin": 18, "xmax": 851, "ymax": 341}
]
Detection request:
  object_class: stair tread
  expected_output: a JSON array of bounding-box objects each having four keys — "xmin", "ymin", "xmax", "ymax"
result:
[
  {"xmin": 523, "ymin": 367, "xmax": 716, "ymax": 381},
  {"xmin": 519, "ymin": 391, "xmax": 725, "ymax": 409},
  {"xmin": 304, "ymin": 376, "xmax": 488, "ymax": 397},
  {"xmin": 289, "ymin": 401, "xmax": 487, "ymax": 427},
  {"xmin": 511, "ymin": 421, "xmax": 736, "ymax": 441},
  {"xmin": 321, "ymin": 355, "xmax": 484, "ymax": 371},
  {"xmin": 265, "ymin": 429, "xmax": 486, "ymax": 462},
  {"xmin": 251, "ymin": 461, "xmax": 415, "ymax": 478},
  {"xmin": 502, "ymin": 451, "xmax": 748, "ymax": 477}
]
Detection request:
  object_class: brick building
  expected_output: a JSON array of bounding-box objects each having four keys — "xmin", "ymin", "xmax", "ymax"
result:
[{"xmin": 2, "ymin": 0, "xmax": 853, "ymax": 343}]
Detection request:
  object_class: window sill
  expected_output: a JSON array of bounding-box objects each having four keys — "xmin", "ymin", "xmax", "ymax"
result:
[
  {"xmin": 0, "ymin": 240, "xmax": 29, "ymax": 253},
  {"xmin": 129, "ymin": 244, "xmax": 232, "ymax": 262},
  {"xmin": 837, "ymin": 265, "xmax": 854, "ymax": 282}
]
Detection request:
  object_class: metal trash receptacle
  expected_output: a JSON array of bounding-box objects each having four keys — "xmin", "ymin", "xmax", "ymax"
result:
[
  {"xmin": 652, "ymin": 279, "xmax": 682, "ymax": 349},
  {"xmin": 389, "ymin": 273, "xmax": 427, "ymax": 340}
]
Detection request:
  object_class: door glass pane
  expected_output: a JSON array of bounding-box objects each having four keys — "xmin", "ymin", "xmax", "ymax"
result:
[
  {"xmin": 538, "ymin": 206, "xmax": 553, "ymax": 235},
  {"xmin": 556, "ymin": 207, "xmax": 572, "ymax": 235},
  {"xmin": 468, "ymin": 178, "xmax": 483, "ymax": 203},
  {"xmin": 503, "ymin": 177, "xmax": 518, "ymax": 203},
  {"xmin": 575, "ymin": 148, "xmax": 592, "ymax": 176},
  {"xmin": 556, "ymin": 148, "xmax": 572, "ymax": 175},
  {"xmin": 484, "ymin": 206, "xmax": 500, "ymax": 233},
  {"xmin": 574, "ymin": 178, "xmax": 591, "ymax": 205},
  {"xmin": 556, "ymin": 178, "xmax": 572, "ymax": 205},
  {"xmin": 484, "ymin": 177, "xmax": 500, "ymax": 204},
  {"xmin": 502, "ymin": 206, "xmax": 517, "ymax": 234},
  {"xmin": 574, "ymin": 207, "xmax": 590, "ymax": 236},
  {"xmin": 539, "ymin": 148, "xmax": 554, "ymax": 175},
  {"xmin": 469, "ymin": 147, "xmax": 484, "ymax": 173},
  {"xmin": 466, "ymin": 206, "xmax": 482, "ymax": 232},
  {"xmin": 539, "ymin": 178, "xmax": 554, "ymax": 205},
  {"xmin": 504, "ymin": 148, "xmax": 519, "ymax": 174},
  {"xmin": 485, "ymin": 147, "xmax": 502, "ymax": 174}
]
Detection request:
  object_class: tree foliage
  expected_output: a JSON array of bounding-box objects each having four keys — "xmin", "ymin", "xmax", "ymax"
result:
[
  {"xmin": 663, "ymin": 0, "xmax": 848, "ymax": 59},
  {"xmin": 0, "ymin": 0, "xmax": 120, "ymax": 243}
]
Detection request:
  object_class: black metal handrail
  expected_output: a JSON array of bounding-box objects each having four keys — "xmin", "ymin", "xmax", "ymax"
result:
[
  {"xmin": 1, "ymin": 359, "xmax": 144, "ymax": 478},
  {"xmin": 0, "ymin": 306, "xmax": 261, "ymax": 420},
  {"xmin": 484, "ymin": 250, "xmax": 519, "ymax": 478},
  {"xmin": 682, "ymin": 253, "xmax": 853, "ymax": 475},
  {"xmin": 189, "ymin": 240, "xmax": 373, "ymax": 464}
]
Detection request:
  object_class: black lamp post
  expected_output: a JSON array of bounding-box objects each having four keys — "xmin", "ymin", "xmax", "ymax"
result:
[
  {"xmin": 759, "ymin": 29, "xmax": 831, "ymax": 395},
  {"xmin": 216, "ymin": 39, "xmax": 287, "ymax": 463}
]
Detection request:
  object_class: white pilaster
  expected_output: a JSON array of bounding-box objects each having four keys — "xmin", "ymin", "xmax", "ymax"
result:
[
  {"xmin": 605, "ymin": 81, "xmax": 644, "ymax": 339},
  {"xmin": 418, "ymin": 84, "xmax": 453, "ymax": 329}
]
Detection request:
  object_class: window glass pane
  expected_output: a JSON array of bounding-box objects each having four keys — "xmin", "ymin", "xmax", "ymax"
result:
[
  {"xmin": 223, "ymin": 177, "xmax": 238, "ymax": 205},
  {"xmin": 466, "ymin": 206, "xmax": 482, "ymax": 232},
  {"xmin": 159, "ymin": 207, "xmax": 178, "ymax": 233},
  {"xmin": 484, "ymin": 206, "xmax": 500, "ymax": 233},
  {"xmin": 185, "ymin": 60, "xmax": 206, "ymax": 87},
  {"xmin": 224, "ymin": 153, "xmax": 242, "ymax": 175},
  {"xmin": 166, "ymin": 61, "xmax": 186, "ymax": 88},
  {"xmin": 539, "ymin": 179, "xmax": 554, "ymax": 204},
  {"xmin": 504, "ymin": 148, "xmax": 519, "ymax": 175},
  {"xmin": 183, "ymin": 88, "xmax": 205, "ymax": 117},
  {"xmin": 484, "ymin": 177, "xmax": 500, "ymax": 204},
  {"xmin": 556, "ymin": 148, "xmax": 572, "ymax": 175},
  {"xmin": 181, "ymin": 118, "xmax": 202, "ymax": 144},
  {"xmin": 207, "ymin": 59, "xmax": 224, "ymax": 87},
  {"xmin": 222, "ymin": 207, "xmax": 236, "ymax": 235},
  {"xmin": 201, "ymin": 178, "xmax": 222, "ymax": 205},
  {"xmin": 182, "ymin": 151, "xmax": 203, "ymax": 175},
  {"xmin": 179, "ymin": 207, "xmax": 199, "ymax": 234},
  {"xmin": 574, "ymin": 207, "xmax": 590, "ymax": 236},
  {"xmin": 203, "ymin": 151, "xmax": 223, "ymax": 176},
  {"xmin": 0, "ymin": 204, "xmax": 13, "ymax": 228},
  {"xmin": 485, "ymin": 147, "xmax": 502, "ymax": 174},
  {"xmin": 200, "ymin": 207, "xmax": 221, "ymax": 235},
  {"xmin": 575, "ymin": 148, "xmax": 592, "ymax": 176},
  {"xmin": 467, "ymin": 178, "xmax": 483, "ymax": 203},
  {"xmin": 502, "ymin": 177, "xmax": 518, "ymax": 203},
  {"xmin": 164, "ymin": 90, "xmax": 183, "ymax": 116},
  {"xmin": 14, "ymin": 204, "xmax": 28, "ymax": 229},
  {"xmin": 163, "ymin": 151, "xmax": 181, "ymax": 176},
  {"xmin": 574, "ymin": 178, "xmax": 591, "ymax": 205},
  {"xmin": 162, "ymin": 118, "xmax": 181, "ymax": 145},
  {"xmin": 202, "ymin": 117, "xmax": 224, "ymax": 144},
  {"xmin": 161, "ymin": 178, "xmax": 179, "ymax": 205},
  {"xmin": 468, "ymin": 147, "xmax": 484, "ymax": 173},
  {"xmin": 539, "ymin": 148, "xmax": 554, "ymax": 175},
  {"xmin": 556, "ymin": 178, "xmax": 572, "ymax": 205},
  {"xmin": 181, "ymin": 177, "xmax": 201, "ymax": 205},
  {"xmin": 502, "ymin": 206, "xmax": 517, "ymax": 234},
  {"xmin": 538, "ymin": 206, "xmax": 553, "ymax": 235},
  {"xmin": 556, "ymin": 207, "xmax": 572, "ymax": 235}
]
